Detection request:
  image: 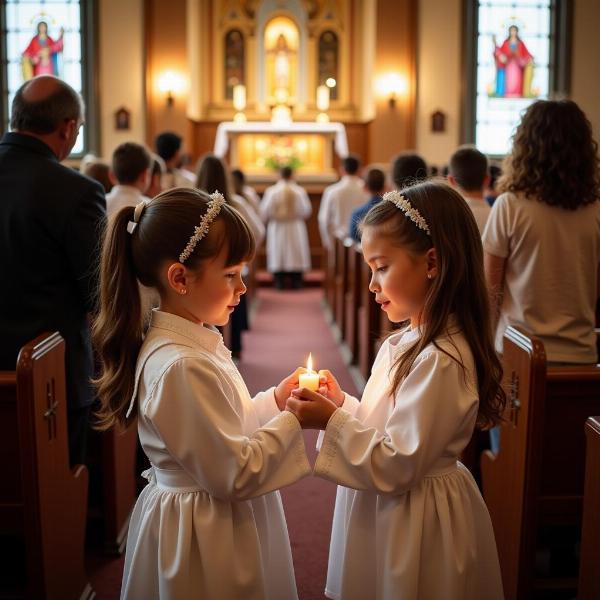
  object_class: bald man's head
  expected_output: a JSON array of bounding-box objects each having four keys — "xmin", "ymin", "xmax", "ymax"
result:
[{"xmin": 10, "ymin": 75, "xmax": 84, "ymax": 135}]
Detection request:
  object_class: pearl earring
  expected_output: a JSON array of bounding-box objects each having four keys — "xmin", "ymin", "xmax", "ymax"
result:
[
  {"xmin": 180, "ymin": 288, "xmax": 187, "ymax": 295},
  {"xmin": 427, "ymin": 273, "xmax": 433, "ymax": 280}
]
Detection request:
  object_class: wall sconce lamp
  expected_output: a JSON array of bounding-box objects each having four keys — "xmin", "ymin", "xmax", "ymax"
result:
[
  {"xmin": 376, "ymin": 73, "xmax": 408, "ymax": 108},
  {"xmin": 157, "ymin": 70, "xmax": 186, "ymax": 107}
]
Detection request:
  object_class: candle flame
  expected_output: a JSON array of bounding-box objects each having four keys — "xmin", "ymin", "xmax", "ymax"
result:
[{"xmin": 306, "ymin": 353, "xmax": 313, "ymax": 373}]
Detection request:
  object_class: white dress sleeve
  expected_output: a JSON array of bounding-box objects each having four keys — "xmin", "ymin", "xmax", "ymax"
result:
[
  {"xmin": 144, "ymin": 357, "xmax": 311, "ymax": 501},
  {"xmin": 252, "ymin": 387, "xmax": 281, "ymax": 426},
  {"xmin": 313, "ymin": 351, "xmax": 478, "ymax": 495},
  {"xmin": 482, "ymin": 192, "xmax": 512, "ymax": 258}
]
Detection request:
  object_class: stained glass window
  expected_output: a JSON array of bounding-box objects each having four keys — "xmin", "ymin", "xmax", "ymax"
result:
[
  {"xmin": 1, "ymin": 0, "xmax": 91, "ymax": 155},
  {"xmin": 471, "ymin": 0, "xmax": 558, "ymax": 156},
  {"xmin": 318, "ymin": 31, "xmax": 338, "ymax": 100},
  {"xmin": 224, "ymin": 29, "xmax": 244, "ymax": 101}
]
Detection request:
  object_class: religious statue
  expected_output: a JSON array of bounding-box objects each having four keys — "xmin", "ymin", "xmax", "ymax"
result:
[
  {"xmin": 22, "ymin": 21, "xmax": 64, "ymax": 80},
  {"xmin": 273, "ymin": 34, "xmax": 291, "ymax": 91},
  {"xmin": 492, "ymin": 25, "xmax": 534, "ymax": 98}
]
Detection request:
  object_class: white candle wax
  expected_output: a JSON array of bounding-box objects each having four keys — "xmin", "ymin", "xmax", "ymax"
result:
[
  {"xmin": 233, "ymin": 84, "xmax": 246, "ymax": 111},
  {"xmin": 316, "ymin": 85, "xmax": 330, "ymax": 111}
]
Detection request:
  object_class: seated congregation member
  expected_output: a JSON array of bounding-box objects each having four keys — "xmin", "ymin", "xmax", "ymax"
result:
[
  {"xmin": 390, "ymin": 151, "xmax": 428, "ymax": 189},
  {"xmin": 349, "ymin": 166, "xmax": 385, "ymax": 242},
  {"xmin": 196, "ymin": 154, "xmax": 264, "ymax": 358},
  {"xmin": 0, "ymin": 75, "xmax": 106, "ymax": 465},
  {"xmin": 231, "ymin": 168, "xmax": 261, "ymax": 214},
  {"xmin": 288, "ymin": 181, "xmax": 505, "ymax": 600},
  {"xmin": 486, "ymin": 164, "xmax": 502, "ymax": 206},
  {"xmin": 484, "ymin": 99, "xmax": 600, "ymax": 364},
  {"xmin": 82, "ymin": 159, "xmax": 113, "ymax": 194},
  {"xmin": 93, "ymin": 188, "xmax": 311, "ymax": 598},
  {"xmin": 105, "ymin": 142, "xmax": 151, "ymax": 218},
  {"xmin": 155, "ymin": 131, "xmax": 195, "ymax": 190},
  {"xmin": 318, "ymin": 154, "xmax": 365, "ymax": 250},
  {"xmin": 448, "ymin": 145, "xmax": 491, "ymax": 235},
  {"xmin": 260, "ymin": 166, "xmax": 312, "ymax": 290}
]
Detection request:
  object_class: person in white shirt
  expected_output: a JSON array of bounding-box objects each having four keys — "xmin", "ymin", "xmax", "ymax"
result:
[
  {"xmin": 105, "ymin": 142, "xmax": 151, "ymax": 219},
  {"xmin": 287, "ymin": 181, "xmax": 504, "ymax": 600},
  {"xmin": 448, "ymin": 145, "xmax": 491, "ymax": 235},
  {"xmin": 155, "ymin": 131, "xmax": 195, "ymax": 190},
  {"xmin": 483, "ymin": 99, "xmax": 600, "ymax": 365},
  {"xmin": 232, "ymin": 168, "xmax": 261, "ymax": 215},
  {"xmin": 147, "ymin": 153, "xmax": 166, "ymax": 198},
  {"xmin": 93, "ymin": 187, "xmax": 311, "ymax": 599},
  {"xmin": 318, "ymin": 155, "xmax": 365, "ymax": 249},
  {"xmin": 260, "ymin": 166, "xmax": 312, "ymax": 290}
]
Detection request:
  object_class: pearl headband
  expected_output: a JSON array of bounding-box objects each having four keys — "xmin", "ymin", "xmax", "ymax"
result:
[
  {"xmin": 383, "ymin": 190, "xmax": 431, "ymax": 236},
  {"xmin": 179, "ymin": 191, "xmax": 226, "ymax": 263}
]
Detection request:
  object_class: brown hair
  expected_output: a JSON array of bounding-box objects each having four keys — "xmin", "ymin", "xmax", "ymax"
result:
[
  {"xmin": 195, "ymin": 154, "xmax": 233, "ymax": 202},
  {"xmin": 449, "ymin": 145, "xmax": 489, "ymax": 192},
  {"xmin": 361, "ymin": 180, "xmax": 505, "ymax": 428},
  {"xmin": 93, "ymin": 187, "xmax": 255, "ymax": 430},
  {"xmin": 112, "ymin": 142, "xmax": 151, "ymax": 184},
  {"xmin": 499, "ymin": 99, "xmax": 600, "ymax": 210}
]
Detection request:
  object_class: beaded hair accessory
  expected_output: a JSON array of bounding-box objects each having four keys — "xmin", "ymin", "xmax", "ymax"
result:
[
  {"xmin": 383, "ymin": 190, "xmax": 431, "ymax": 236},
  {"xmin": 178, "ymin": 191, "xmax": 226, "ymax": 263}
]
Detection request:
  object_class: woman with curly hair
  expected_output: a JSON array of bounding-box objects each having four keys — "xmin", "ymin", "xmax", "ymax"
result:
[{"xmin": 483, "ymin": 99, "xmax": 600, "ymax": 365}]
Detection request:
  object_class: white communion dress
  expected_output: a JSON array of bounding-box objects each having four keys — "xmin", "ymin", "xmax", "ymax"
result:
[
  {"xmin": 314, "ymin": 321, "xmax": 504, "ymax": 600},
  {"xmin": 120, "ymin": 310, "xmax": 311, "ymax": 599}
]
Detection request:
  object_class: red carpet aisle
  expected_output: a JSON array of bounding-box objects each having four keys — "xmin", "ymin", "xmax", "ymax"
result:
[
  {"xmin": 238, "ymin": 288, "xmax": 360, "ymax": 600},
  {"xmin": 88, "ymin": 287, "xmax": 359, "ymax": 599}
]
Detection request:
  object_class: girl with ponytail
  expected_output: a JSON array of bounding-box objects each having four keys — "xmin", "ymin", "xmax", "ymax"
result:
[{"xmin": 93, "ymin": 187, "xmax": 311, "ymax": 599}]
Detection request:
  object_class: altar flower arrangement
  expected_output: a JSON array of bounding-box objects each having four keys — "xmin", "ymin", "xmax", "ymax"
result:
[{"xmin": 265, "ymin": 136, "xmax": 303, "ymax": 171}]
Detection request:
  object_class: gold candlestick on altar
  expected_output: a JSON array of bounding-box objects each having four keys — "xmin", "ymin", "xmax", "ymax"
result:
[
  {"xmin": 233, "ymin": 84, "xmax": 247, "ymax": 122},
  {"xmin": 316, "ymin": 85, "xmax": 330, "ymax": 123}
]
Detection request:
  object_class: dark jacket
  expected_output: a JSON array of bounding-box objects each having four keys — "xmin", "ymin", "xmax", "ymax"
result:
[{"xmin": 0, "ymin": 132, "xmax": 106, "ymax": 410}]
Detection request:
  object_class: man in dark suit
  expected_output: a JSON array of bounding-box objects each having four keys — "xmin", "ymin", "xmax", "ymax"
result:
[{"xmin": 0, "ymin": 75, "xmax": 106, "ymax": 465}]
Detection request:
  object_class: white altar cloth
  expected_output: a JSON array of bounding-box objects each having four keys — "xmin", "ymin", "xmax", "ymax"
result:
[{"xmin": 213, "ymin": 121, "xmax": 349, "ymax": 158}]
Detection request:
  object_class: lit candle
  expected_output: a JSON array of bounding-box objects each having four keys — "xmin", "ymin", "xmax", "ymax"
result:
[
  {"xmin": 299, "ymin": 353, "xmax": 320, "ymax": 391},
  {"xmin": 316, "ymin": 85, "xmax": 330, "ymax": 111},
  {"xmin": 233, "ymin": 84, "xmax": 246, "ymax": 111}
]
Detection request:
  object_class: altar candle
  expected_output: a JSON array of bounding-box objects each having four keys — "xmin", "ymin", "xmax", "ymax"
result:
[
  {"xmin": 233, "ymin": 84, "xmax": 246, "ymax": 111},
  {"xmin": 299, "ymin": 353, "xmax": 320, "ymax": 391},
  {"xmin": 316, "ymin": 85, "xmax": 330, "ymax": 111}
]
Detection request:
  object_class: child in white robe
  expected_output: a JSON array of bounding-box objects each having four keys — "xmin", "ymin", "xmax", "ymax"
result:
[
  {"xmin": 288, "ymin": 181, "xmax": 505, "ymax": 600},
  {"xmin": 93, "ymin": 187, "xmax": 311, "ymax": 599}
]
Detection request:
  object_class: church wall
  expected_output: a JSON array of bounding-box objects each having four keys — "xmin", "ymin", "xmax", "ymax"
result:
[
  {"xmin": 367, "ymin": 0, "xmax": 418, "ymax": 165},
  {"xmin": 571, "ymin": 0, "xmax": 600, "ymax": 140},
  {"xmin": 99, "ymin": 0, "xmax": 146, "ymax": 159},
  {"xmin": 415, "ymin": 0, "xmax": 462, "ymax": 168},
  {"xmin": 145, "ymin": 0, "xmax": 190, "ymax": 153}
]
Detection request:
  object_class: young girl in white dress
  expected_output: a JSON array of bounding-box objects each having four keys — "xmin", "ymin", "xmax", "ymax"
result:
[
  {"xmin": 287, "ymin": 180, "xmax": 505, "ymax": 599},
  {"xmin": 93, "ymin": 188, "xmax": 311, "ymax": 599}
]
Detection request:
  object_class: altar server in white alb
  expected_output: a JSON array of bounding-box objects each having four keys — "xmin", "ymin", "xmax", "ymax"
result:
[
  {"xmin": 93, "ymin": 187, "xmax": 311, "ymax": 599},
  {"xmin": 288, "ymin": 181, "xmax": 505, "ymax": 600},
  {"xmin": 260, "ymin": 166, "xmax": 312, "ymax": 289}
]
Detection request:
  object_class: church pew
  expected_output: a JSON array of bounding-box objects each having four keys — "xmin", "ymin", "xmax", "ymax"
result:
[
  {"xmin": 578, "ymin": 416, "xmax": 600, "ymax": 600},
  {"xmin": 87, "ymin": 420, "xmax": 137, "ymax": 555},
  {"xmin": 344, "ymin": 242, "xmax": 362, "ymax": 364},
  {"xmin": 333, "ymin": 236, "xmax": 350, "ymax": 338},
  {"xmin": 326, "ymin": 239, "xmax": 337, "ymax": 314},
  {"xmin": 358, "ymin": 256, "xmax": 381, "ymax": 380},
  {"xmin": 0, "ymin": 332, "xmax": 92, "ymax": 599},
  {"xmin": 480, "ymin": 326, "xmax": 600, "ymax": 600}
]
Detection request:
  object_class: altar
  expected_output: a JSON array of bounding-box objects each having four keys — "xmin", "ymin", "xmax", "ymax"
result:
[{"xmin": 213, "ymin": 121, "xmax": 349, "ymax": 183}]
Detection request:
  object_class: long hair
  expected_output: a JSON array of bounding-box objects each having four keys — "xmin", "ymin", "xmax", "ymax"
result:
[
  {"xmin": 361, "ymin": 180, "xmax": 505, "ymax": 428},
  {"xmin": 195, "ymin": 153, "xmax": 234, "ymax": 202},
  {"xmin": 92, "ymin": 187, "xmax": 255, "ymax": 430},
  {"xmin": 499, "ymin": 99, "xmax": 600, "ymax": 210}
]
